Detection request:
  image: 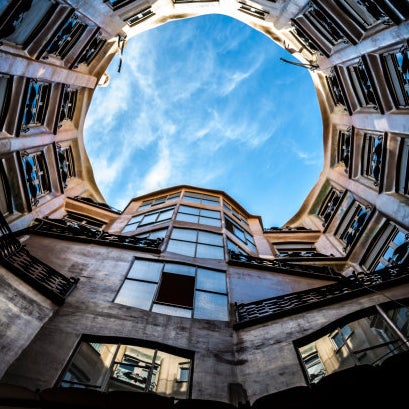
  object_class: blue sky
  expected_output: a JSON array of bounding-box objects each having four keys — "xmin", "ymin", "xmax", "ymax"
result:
[{"xmin": 84, "ymin": 14, "xmax": 323, "ymax": 228}]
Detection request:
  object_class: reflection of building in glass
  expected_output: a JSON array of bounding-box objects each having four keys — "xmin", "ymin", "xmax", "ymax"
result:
[{"xmin": 1, "ymin": 0, "xmax": 409, "ymax": 407}]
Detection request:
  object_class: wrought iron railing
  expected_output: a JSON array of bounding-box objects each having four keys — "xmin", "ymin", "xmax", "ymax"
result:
[
  {"xmin": 29, "ymin": 218, "xmax": 163, "ymax": 252},
  {"xmin": 234, "ymin": 263, "xmax": 409, "ymax": 328},
  {"xmin": 0, "ymin": 213, "xmax": 78, "ymax": 305},
  {"xmin": 228, "ymin": 251, "xmax": 340, "ymax": 280},
  {"xmin": 71, "ymin": 196, "xmax": 121, "ymax": 213}
]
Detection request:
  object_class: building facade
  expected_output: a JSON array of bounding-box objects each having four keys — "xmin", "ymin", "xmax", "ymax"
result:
[{"xmin": 0, "ymin": 0, "xmax": 409, "ymax": 407}]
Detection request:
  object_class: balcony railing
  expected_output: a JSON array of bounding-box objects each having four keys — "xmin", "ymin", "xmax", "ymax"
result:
[
  {"xmin": 71, "ymin": 196, "xmax": 121, "ymax": 213},
  {"xmin": 0, "ymin": 212, "xmax": 78, "ymax": 305},
  {"xmin": 29, "ymin": 218, "xmax": 164, "ymax": 253},
  {"xmin": 234, "ymin": 263, "xmax": 409, "ymax": 328}
]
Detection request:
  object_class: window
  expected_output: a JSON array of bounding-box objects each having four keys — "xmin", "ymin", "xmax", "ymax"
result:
[
  {"xmin": 20, "ymin": 79, "xmax": 50, "ymax": 133},
  {"xmin": 58, "ymin": 86, "xmax": 77, "ymax": 124},
  {"xmin": 115, "ymin": 258, "xmax": 228, "ymax": 320},
  {"xmin": 0, "ymin": 158, "xmax": 13, "ymax": 216},
  {"xmin": 225, "ymin": 215, "xmax": 256, "ymax": 253},
  {"xmin": 123, "ymin": 206, "xmax": 175, "ymax": 233},
  {"xmin": 60, "ymin": 339, "xmax": 192, "ymax": 399},
  {"xmin": 397, "ymin": 138, "xmax": 409, "ymax": 195},
  {"xmin": 361, "ymin": 133, "xmax": 383, "ymax": 187},
  {"xmin": 138, "ymin": 192, "xmax": 180, "ymax": 210},
  {"xmin": 43, "ymin": 13, "xmax": 86, "ymax": 60},
  {"xmin": 176, "ymin": 205, "xmax": 221, "ymax": 227},
  {"xmin": 336, "ymin": 201, "xmax": 371, "ymax": 252},
  {"xmin": 57, "ymin": 145, "xmax": 75, "ymax": 189},
  {"xmin": 327, "ymin": 70, "xmax": 347, "ymax": 109},
  {"xmin": 183, "ymin": 191, "xmax": 219, "ymax": 206},
  {"xmin": 348, "ymin": 59, "xmax": 378, "ymax": 109},
  {"xmin": 297, "ymin": 303, "xmax": 409, "ymax": 384},
  {"xmin": 0, "ymin": 0, "xmax": 51, "ymax": 45},
  {"xmin": 383, "ymin": 45, "xmax": 409, "ymax": 109},
  {"xmin": 63, "ymin": 212, "xmax": 105, "ymax": 229},
  {"xmin": 134, "ymin": 228, "xmax": 167, "ymax": 241},
  {"xmin": 226, "ymin": 238, "xmax": 249, "ymax": 256},
  {"xmin": 21, "ymin": 150, "xmax": 50, "ymax": 207},
  {"xmin": 238, "ymin": 2, "xmax": 268, "ymax": 20},
  {"xmin": 318, "ymin": 187, "xmax": 343, "ymax": 227},
  {"xmin": 337, "ymin": 128, "xmax": 352, "ymax": 172},
  {"xmin": 335, "ymin": 0, "xmax": 390, "ymax": 28},
  {"xmin": 0, "ymin": 74, "xmax": 12, "ymax": 131},
  {"xmin": 274, "ymin": 242, "xmax": 321, "ymax": 258},
  {"xmin": 223, "ymin": 201, "xmax": 249, "ymax": 226},
  {"xmin": 75, "ymin": 31, "xmax": 105, "ymax": 66},
  {"xmin": 167, "ymin": 228, "xmax": 225, "ymax": 259},
  {"xmin": 331, "ymin": 325, "xmax": 353, "ymax": 350},
  {"xmin": 126, "ymin": 8, "xmax": 155, "ymax": 26},
  {"xmin": 363, "ymin": 223, "xmax": 409, "ymax": 271}
]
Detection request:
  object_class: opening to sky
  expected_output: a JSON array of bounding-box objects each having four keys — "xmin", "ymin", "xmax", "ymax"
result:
[{"xmin": 84, "ymin": 14, "xmax": 323, "ymax": 228}]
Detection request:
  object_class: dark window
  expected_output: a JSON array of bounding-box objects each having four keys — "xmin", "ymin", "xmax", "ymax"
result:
[
  {"xmin": 327, "ymin": 70, "xmax": 347, "ymax": 108},
  {"xmin": 397, "ymin": 138, "xmax": 409, "ymax": 196},
  {"xmin": 318, "ymin": 188, "xmax": 343, "ymax": 227},
  {"xmin": 75, "ymin": 32, "xmax": 105, "ymax": 66},
  {"xmin": 59, "ymin": 86, "xmax": 77, "ymax": 124},
  {"xmin": 21, "ymin": 79, "xmax": 50, "ymax": 133},
  {"xmin": 348, "ymin": 60, "xmax": 378, "ymax": 108},
  {"xmin": 105, "ymin": 0, "xmax": 135, "ymax": 10},
  {"xmin": 43, "ymin": 13, "xmax": 86, "ymax": 60},
  {"xmin": 126, "ymin": 8, "xmax": 155, "ymax": 26},
  {"xmin": 362, "ymin": 133, "xmax": 383, "ymax": 187},
  {"xmin": 64, "ymin": 212, "xmax": 105, "ymax": 229},
  {"xmin": 238, "ymin": 2, "xmax": 268, "ymax": 19},
  {"xmin": 21, "ymin": 150, "xmax": 50, "ymax": 206},
  {"xmin": 337, "ymin": 128, "xmax": 352, "ymax": 172},
  {"xmin": 0, "ymin": 74, "xmax": 12, "ymax": 130},
  {"xmin": 57, "ymin": 145, "xmax": 75, "ymax": 189},
  {"xmin": 383, "ymin": 45, "xmax": 409, "ymax": 109},
  {"xmin": 156, "ymin": 272, "xmax": 195, "ymax": 308}
]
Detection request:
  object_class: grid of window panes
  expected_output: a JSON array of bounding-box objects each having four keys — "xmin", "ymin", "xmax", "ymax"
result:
[
  {"xmin": 335, "ymin": 0, "xmax": 389, "ymax": 28},
  {"xmin": 362, "ymin": 133, "xmax": 383, "ymax": 186},
  {"xmin": 226, "ymin": 238, "xmax": 249, "ymax": 256},
  {"xmin": 225, "ymin": 215, "xmax": 256, "ymax": 253},
  {"xmin": 167, "ymin": 228, "xmax": 224, "ymax": 259},
  {"xmin": 21, "ymin": 151, "xmax": 50, "ymax": 206},
  {"xmin": 126, "ymin": 8, "xmax": 155, "ymax": 26},
  {"xmin": 183, "ymin": 191, "xmax": 219, "ymax": 206},
  {"xmin": 138, "ymin": 192, "xmax": 180, "ymax": 210},
  {"xmin": 176, "ymin": 205, "xmax": 221, "ymax": 227},
  {"xmin": 327, "ymin": 71, "xmax": 347, "ymax": 108},
  {"xmin": 59, "ymin": 86, "xmax": 77, "ymax": 123},
  {"xmin": 348, "ymin": 60, "xmax": 378, "ymax": 108},
  {"xmin": 60, "ymin": 340, "xmax": 192, "ymax": 399},
  {"xmin": 123, "ymin": 206, "xmax": 175, "ymax": 233},
  {"xmin": 223, "ymin": 201, "xmax": 249, "ymax": 226},
  {"xmin": 0, "ymin": 74, "xmax": 11, "ymax": 129},
  {"xmin": 398, "ymin": 138, "xmax": 409, "ymax": 196},
  {"xmin": 383, "ymin": 46, "xmax": 409, "ymax": 108},
  {"xmin": 363, "ymin": 223, "xmax": 409, "ymax": 271},
  {"xmin": 115, "ymin": 258, "xmax": 228, "ymax": 320}
]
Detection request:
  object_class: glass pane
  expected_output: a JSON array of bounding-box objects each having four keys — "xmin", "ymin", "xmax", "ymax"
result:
[
  {"xmin": 123, "ymin": 224, "xmax": 137, "ymax": 233},
  {"xmin": 140, "ymin": 213, "xmax": 157, "ymax": 225},
  {"xmin": 128, "ymin": 259, "xmax": 162, "ymax": 282},
  {"xmin": 164, "ymin": 263, "xmax": 195, "ymax": 276},
  {"xmin": 201, "ymin": 209, "xmax": 220, "ymax": 218},
  {"xmin": 176, "ymin": 213, "xmax": 198, "ymax": 223},
  {"xmin": 157, "ymin": 208, "xmax": 174, "ymax": 221},
  {"xmin": 196, "ymin": 268, "xmax": 226, "ymax": 293},
  {"xmin": 196, "ymin": 244, "xmax": 224, "ymax": 259},
  {"xmin": 197, "ymin": 231, "xmax": 223, "ymax": 246},
  {"xmin": 167, "ymin": 239, "xmax": 196, "ymax": 257},
  {"xmin": 115, "ymin": 280, "xmax": 156, "ymax": 310},
  {"xmin": 194, "ymin": 291, "xmax": 228, "ymax": 320},
  {"xmin": 147, "ymin": 229, "xmax": 167, "ymax": 240},
  {"xmin": 179, "ymin": 205, "xmax": 200, "ymax": 215},
  {"xmin": 152, "ymin": 303, "xmax": 192, "ymax": 318},
  {"xmin": 393, "ymin": 231, "xmax": 406, "ymax": 246},
  {"xmin": 171, "ymin": 228, "xmax": 197, "ymax": 241},
  {"xmin": 199, "ymin": 216, "xmax": 221, "ymax": 227}
]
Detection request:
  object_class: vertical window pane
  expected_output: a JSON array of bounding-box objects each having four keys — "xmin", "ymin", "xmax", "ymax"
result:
[
  {"xmin": 167, "ymin": 240, "xmax": 196, "ymax": 257},
  {"xmin": 128, "ymin": 260, "xmax": 162, "ymax": 282},
  {"xmin": 197, "ymin": 231, "xmax": 223, "ymax": 246},
  {"xmin": 196, "ymin": 268, "xmax": 226, "ymax": 293},
  {"xmin": 196, "ymin": 243, "xmax": 224, "ymax": 259},
  {"xmin": 115, "ymin": 280, "xmax": 156, "ymax": 310},
  {"xmin": 194, "ymin": 292, "xmax": 228, "ymax": 320}
]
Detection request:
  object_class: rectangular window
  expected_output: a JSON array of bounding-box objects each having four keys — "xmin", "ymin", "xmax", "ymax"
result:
[
  {"xmin": 335, "ymin": 0, "xmax": 389, "ymax": 28},
  {"xmin": 176, "ymin": 205, "xmax": 221, "ymax": 227},
  {"xmin": 43, "ymin": 13, "xmax": 86, "ymax": 60},
  {"xmin": 123, "ymin": 206, "xmax": 175, "ymax": 233},
  {"xmin": 105, "ymin": 0, "xmax": 136, "ymax": 10},
  {"xmin": 21, "ymin": 79, "xmax": 50, "ymax": 133},
  {"xmin": 0, "ymin": 74, "xmax": 12, "ymax": 130},
  {"xmin": 223, "ymin": 201, "xmax": 249, "ymax": 226},
  {"xmin": 383, "ymin": 45, "xmax": 409, "ymax": 109},
  {"xmin": 138, "ymin": 192, "xmax": 180, "ymax": 210},
  {"xmin": 167, "ymin": 228, "xmax": 224, "ymax": 259},
  {"xmin": 225, "ymin": 215, "xmax": 256, "ymax": 253},
  {"xmin": 361, "ymin": 133, "xmax": 383, "ymax": 187},
  {"xmin": 183, "ymin": 191, "xmax": 219, "ymax": 206},
  {"xmin": 59, "ymin": 340, "xmax": 192, "ymax": 399},
  {"xmin": 274, "ymin": 242, "xmax": 319, "ymax": 258},
  {"xmin": 75, "ymin": 32, "xmax": 105, "ymax": 67},
  {"xmin": 337, "ymin": 201, "xmax": 370, "ymax": 253},
  {"xmin": 362, "ymin": 223, "xmax": 409, "ymax": 271},
  {"xmin": 21, "ymin": 150, "xmax": 50, "ymax": 207},
  {"xmin": 318, "ymin": 187, "xmax": 343, "ymax": 227},
  {"xmin": 126, "ymin": 8, "xmax": 155, "ymax": 26},
  {"xmin": 57, "ymin": 145, "xmax": 75, "ymax": 189},
  {"xmin": 397, "ymin": 138, "xmax": 409, "ymax": 196},
  {"xmin": 327, "ymin": 70, "xmax": 347, "ymax": 108},
  {"xmin": 331, "ymin": 325, "xmax": 353, "ymax": 350},
  {"xmin": 337, "ymin": 128, "xmax": 352, "ymax": 171},
  {"xmin": 59, "ymin": 86, "xmax": 77, "ymax": 124},
  {"xmin": 238, "ymin": 2, "xmax": 268, "ymax": 19},
  {"xmin": 115, "ymin": 258, "xmax": 228, "ymax": 320},
  {"xmin": 348, "ymin": 60, "xmax": 378, "ymax": 108}
]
